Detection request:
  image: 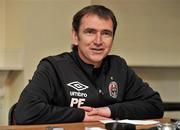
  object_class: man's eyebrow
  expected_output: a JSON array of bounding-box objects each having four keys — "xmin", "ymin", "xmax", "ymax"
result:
[
  {"xmin": 103, "ymin": 29, "xmax": 113, "ymax": 33},
  {"xmin": 83, "ymin": 28, "xmax": 96, "ymax": 32},
  {"xmin": 83, "ymin": 28, "xmax": 112, "ymax": 32},
  {"xmin": 84, "ymin": 28, "xmax": 96, "ymax": 31}
]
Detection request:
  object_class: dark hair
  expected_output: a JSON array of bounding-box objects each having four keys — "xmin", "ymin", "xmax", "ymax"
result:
[
  {"xmin": 72, "ymin": 5, "xmax": 117, "ymax": 36},
  {"xmin": 72, "ymin": 5, "xmax": 117, "ymax": 50}
]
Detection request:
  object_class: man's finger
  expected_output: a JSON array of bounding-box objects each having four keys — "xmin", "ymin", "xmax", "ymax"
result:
[{"xmin": 79, "ymin": 106, "xmax": 93, "ymax": 112}]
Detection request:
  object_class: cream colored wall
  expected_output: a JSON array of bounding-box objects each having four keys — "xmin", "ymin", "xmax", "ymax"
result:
[
  {"xmin": 4, "ymin": 0, "xmax": 24, "ymax": 69},
  {"xmin": 0, "ymin": 0, "xmax": 24, "ymax": 69},
  {"xmin": 22, "ymin": 0, "xmax": 91, "ymax": 84},
  {"xmin": 1, "ymin": 0, "xmax": 180, "ymax": 125},
  {"xmin": 0, "ymin": 0, "xmax": 25, "ymax": 124},
  {"xmin": 0, "ymin": 0, "xmax": 5, "ymax": 66},
  {"xmin": 92, "ymin": 0, "xmax": 180, "ymax": 66},
  {"xmin": 0, "ymin": 0, "xmax": 91, "ymax": 124}
]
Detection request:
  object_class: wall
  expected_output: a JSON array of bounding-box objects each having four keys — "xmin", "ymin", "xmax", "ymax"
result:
[
  {"xmin": 0, "ymin": 0, "xmax": 5, "ymax": 66},
  {"xmin": 0, "ymin": 0, "xmax": 180, "ymax": 124},
  {"xmin": 92, "ymin": 0, "xmax": 180, "ymax": 66},
  {"xmin": 0, "ymin": 0, "xmax": 91, "ymax": 124}
]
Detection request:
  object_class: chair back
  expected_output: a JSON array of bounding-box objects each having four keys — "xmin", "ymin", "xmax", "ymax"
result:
[
  {"xmin": 164, "ymin": 102, "xmax": 180, "ymax": 111},
  {"xmin": 8, "ymin": 103, "xmax": 17, "ymax": 125}
]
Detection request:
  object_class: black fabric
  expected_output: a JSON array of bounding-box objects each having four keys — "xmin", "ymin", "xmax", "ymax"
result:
[
  {"xmin": 163, "ymin": 102, "xmax": 180, "ymax": 111},
  {"xmin": 105, "ymin": 122, "xmax": 135, "ymax": 130},
  {"xmin": 8, "ymin": 103, "xmax": 17, "ymax": 125},
  {"xmin": 14, "ymin": 50, "xmax": 164, "ymax": 124}
]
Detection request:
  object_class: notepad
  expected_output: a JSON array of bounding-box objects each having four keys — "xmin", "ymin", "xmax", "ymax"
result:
[
  {"xmin": 85, "ymin": 127, "xmax": 106, "ymax": 130},
  {"xmin": 100, "ymin": 119, "xmax": 159, "ymax": 125}
]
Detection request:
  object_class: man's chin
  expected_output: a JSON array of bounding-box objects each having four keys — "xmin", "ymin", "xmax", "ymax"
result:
[{"xmin": 90, "ymin": 57, "xmax": 104, "ymax": 65}]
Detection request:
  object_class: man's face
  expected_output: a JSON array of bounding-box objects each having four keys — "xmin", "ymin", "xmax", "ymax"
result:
[{"xmin": 72, "ymin": 14, "xmax": 114, "ymax": 68}]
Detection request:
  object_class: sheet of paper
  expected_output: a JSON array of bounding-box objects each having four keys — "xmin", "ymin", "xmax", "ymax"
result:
[
  {"xmin": 85, "ymin": 127, "xmax": 106, "ymax": 130},
  {"xmin": 100, "ymin": 119, "xmax": 159, "ymax": 125}
]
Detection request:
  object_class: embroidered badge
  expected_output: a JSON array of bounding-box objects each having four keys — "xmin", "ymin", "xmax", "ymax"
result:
[{"xmin": 108, "ymin": 81, "xmax": 118, "ymax": 98}]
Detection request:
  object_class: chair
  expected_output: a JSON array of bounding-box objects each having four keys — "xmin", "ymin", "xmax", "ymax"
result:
[
  {"xmin": 163, "ymin": 102, "xmax": 180, "ymax": 111},
  {"xmin": 8, "ymin": 103, "xmax": 17, "ymax": 125}
]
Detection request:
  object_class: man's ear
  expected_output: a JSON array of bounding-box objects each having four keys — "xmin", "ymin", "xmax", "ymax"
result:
[{"xmin": 71, "ymin": 29, "xmax": 78, "ymax": 46}]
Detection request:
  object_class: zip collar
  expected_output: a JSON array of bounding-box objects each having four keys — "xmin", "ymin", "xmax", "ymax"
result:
[{"xmin": 70, "ymin": 49, "xmax": 109, "ymax": 81}]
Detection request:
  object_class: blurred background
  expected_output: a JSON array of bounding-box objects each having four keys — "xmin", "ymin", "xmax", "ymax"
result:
[{"xmin": 0, "ymin": 0, "xmax": 179, "ymax": 125}]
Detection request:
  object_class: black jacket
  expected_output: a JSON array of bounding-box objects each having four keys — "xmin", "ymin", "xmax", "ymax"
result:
[{"xmin": 14, "ymin": 50, "xmax": 164, "ymax": 124}]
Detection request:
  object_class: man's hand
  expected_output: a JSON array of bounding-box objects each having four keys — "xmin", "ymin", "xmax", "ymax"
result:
[{"xmin": 79, "ymin": 106, "xmax": 112, "ymax": 121}]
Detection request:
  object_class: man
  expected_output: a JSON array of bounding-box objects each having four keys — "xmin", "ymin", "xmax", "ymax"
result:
[{"xmin": 14, "ymin": 5, "xmax": 164, "ymax": 124}]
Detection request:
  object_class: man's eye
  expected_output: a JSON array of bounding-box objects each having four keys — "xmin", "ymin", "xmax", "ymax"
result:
[
  {"xmin": 87, "ymin": 30, "xmax": 94, "ymax": 34},
  {"xmin": 85, "ymin": 30, "xmax": 95, "ymax": 35},
  {"xmin": 102, "ymin": 31, "xmax": 113, "ymax": 37}
]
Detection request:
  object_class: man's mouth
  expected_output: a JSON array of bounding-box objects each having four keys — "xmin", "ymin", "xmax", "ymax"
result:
[{"xmin": 91, "ymin": 48, "xmax": 104, "ymax": 53}]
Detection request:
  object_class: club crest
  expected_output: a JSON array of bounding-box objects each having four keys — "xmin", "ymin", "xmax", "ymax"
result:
[{"xmin": 108, "ymin": 81, "xmax": 118, "ymax": 98}]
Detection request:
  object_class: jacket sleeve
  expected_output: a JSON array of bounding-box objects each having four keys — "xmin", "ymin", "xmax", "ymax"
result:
[
  {"xmin": 14, "ymin": 59, "xmax": 85, "ymax": 124},
  {"xmin": 108, "ymin": 59, "xmax": 164, "ymax": 120}
]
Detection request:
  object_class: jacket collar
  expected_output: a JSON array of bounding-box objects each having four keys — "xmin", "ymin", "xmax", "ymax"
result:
[{"xmin": 70, "ymin": 49, "xmax": 109, "ymax": 81}]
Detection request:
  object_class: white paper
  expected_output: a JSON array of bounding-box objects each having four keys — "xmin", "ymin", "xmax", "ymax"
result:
[
  {"xmin": 100, "ymin": 119, "xmax": 159, "ymax": 125},
  {"xmin": 85, "ymin": 127, "xmax": 106, "ymax": 130}
]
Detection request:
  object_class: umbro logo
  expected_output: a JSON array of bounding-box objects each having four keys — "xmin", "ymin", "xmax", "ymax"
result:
[{"xmin": 67, "ymin": 81, "xmax": 89, "ymax": 91}]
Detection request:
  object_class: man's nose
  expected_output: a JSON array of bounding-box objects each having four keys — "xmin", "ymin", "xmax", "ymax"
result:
[{"xmin": 94, "ymin": 33, "xmax": 103, "ymax": 45}]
